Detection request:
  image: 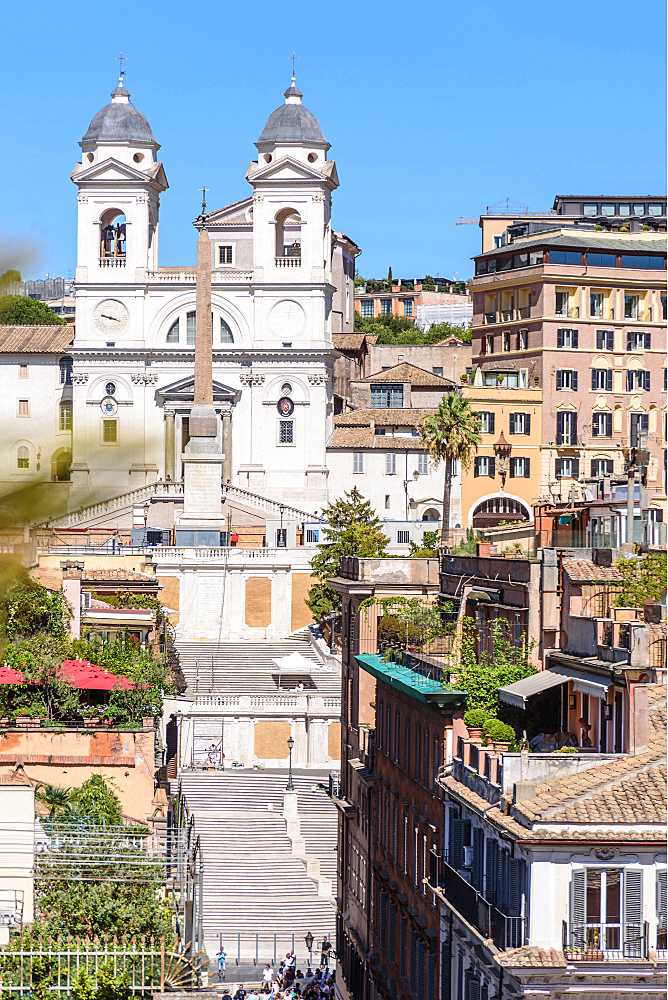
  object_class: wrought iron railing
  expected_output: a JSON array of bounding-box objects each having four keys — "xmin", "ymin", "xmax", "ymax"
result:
[{"xmin": 562, "ymin": 921, "xmax": 649, "ymax": 960}]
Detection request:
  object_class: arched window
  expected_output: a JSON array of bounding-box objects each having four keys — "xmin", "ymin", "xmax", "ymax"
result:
[
  {"xmin": 166, "ymin": 319, "xmax": 180, "ymax": 343},
  {"xmin": 274, "ymin": 208, "xmax": 302, "ymax": 261},
  {"xmin": 17, "ymin": 446, "xmax": 29, "ymax": 469},
  {"xmin": 59, "ymin": 400, "xmax": 72, "ymax": 431},
  {"xmin": 59, "ymin": 357, "xmax": 73, "ymax": 385},
  {"xmin": 422, "ymin": 508, "xmax": 440, "ymax": 521},
  {"xmin": 472, "ymin": 497, "xmax": 530, "ymax": 527},
  {"xmin": 99, "ymin": 209, "xmax": 127, "ymax": 265},
  {"xmin": 220, "ymin": 319, "xmax": 234, "ymax": 344},
  {"xmin": 105, "ymin": 382, "xmax": 116, "ymax": 397}
]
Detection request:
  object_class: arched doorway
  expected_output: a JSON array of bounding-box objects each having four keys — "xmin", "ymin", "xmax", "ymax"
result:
[
  {"xmin": 471, "ymin": 496, "xmax": 530, "ymax": 529},
  {"xmin": 51, "ymin": 449, "xmax": 72, "ymax": 482},
  {"xmin": 421, "ymin": 508, "xmax": 440, "ymax": 521}
]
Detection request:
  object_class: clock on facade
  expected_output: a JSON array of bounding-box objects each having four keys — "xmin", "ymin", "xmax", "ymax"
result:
[
  {"xmin": 277, "ymin": 396, "xmax": 294, "ymax": 416},
  {"xmin": 92, "ymin": 299, "xmax": 129, "ymax": 335},
  {"xmin": 269, "ymin": 300, "xmax": 305, "ymax": 337},
  {"xmin": 100, "ymin": 397, "xmax": 118, "ymax": 415}
]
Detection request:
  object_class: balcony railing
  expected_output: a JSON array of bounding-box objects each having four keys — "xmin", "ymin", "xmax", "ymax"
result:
[
  {"xmin": 562, "ymin": 921, "xmax": 649, "ymax": 960},
  {"xmin": 276, "ymin": 256, "xmax": 301, "ymax": 267},
  {"xmin": 484, "ymin": 312, "xmax": 496, "ymax": 324},
  {"xmin": 501, "ymin": 309, "xmax": 513, "ymax": 322},
  {"xmin": 492, "ymin": 910, "xmax": 525, "ymax": 951},
  {"xmin": 99, "ymin": 257, "xmax": 126, "ymax": 267},
  {"xmin": 517, "ymin": 306, "xmax": 530, "ymax": 319},
  {"xmin": 437, "ymin": 858, "xmax": 525, "ymax": 949}
]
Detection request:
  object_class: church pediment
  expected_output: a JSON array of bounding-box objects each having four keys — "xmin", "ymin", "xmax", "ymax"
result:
[
  {"xmin": 157, "ymin": 375, "xmax": 239, "ymax": 401},
  {"xmin": 71, "ymin": 157, "xmax": 165, "ymax": 186},
  {"xmin": 206, "ymin": 197, "xmax": 253, "ymax": 225},
  {"xmin": 247, "ymin": 155, "xmax": 325, "ymax": 183}
]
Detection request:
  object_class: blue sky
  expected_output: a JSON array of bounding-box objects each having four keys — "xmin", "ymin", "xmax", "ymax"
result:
[{"xmin": 3, "ymin": 0, "xmax": 665, "ymax": 282}]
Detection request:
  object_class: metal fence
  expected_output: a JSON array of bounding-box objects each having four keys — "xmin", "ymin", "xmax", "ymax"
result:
[{"xmin": 221, "ymin": 932, "xmax": 336, "ymax": 970}]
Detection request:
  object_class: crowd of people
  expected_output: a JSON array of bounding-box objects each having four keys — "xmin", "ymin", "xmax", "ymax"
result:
[{"xmin": 216, "ymin": 937, "xmax": 335, "ymax": 1000}]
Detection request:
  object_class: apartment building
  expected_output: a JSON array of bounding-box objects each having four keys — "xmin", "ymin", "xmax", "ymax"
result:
[
  {"xmin": 355, "ymin": 277, "xmax": 471, "ymax": 326},
  {"xmin": 470, "ymin": 228, "xmax": 666, "ymax": 520}
]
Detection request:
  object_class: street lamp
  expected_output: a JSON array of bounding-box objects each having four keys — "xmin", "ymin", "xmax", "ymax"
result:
[
  {"xmin": 286, "ymin": 735, "xmax": 295, "ymax": 791},
  {"xmin": 403, "ymin": 468, "xmax": 420, "ymax": 522},
  {"xmin": 304, "ymin": 931, "xmax": 314, "ymax": 970},
  {"xmin": 143, "ymin": 504, "xmax": 149, "ymax": 546},
  {"xmin": 278, "ymin": 504, "xmax": 286, "ymax": 547}
]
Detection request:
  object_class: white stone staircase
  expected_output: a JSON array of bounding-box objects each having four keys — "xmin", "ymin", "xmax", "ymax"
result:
[{"xmin": 176, "ymin": 771, "xmax": 337, "ymax": 961}]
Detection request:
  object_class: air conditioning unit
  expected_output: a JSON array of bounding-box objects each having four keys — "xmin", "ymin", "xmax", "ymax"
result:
[
  {"xmin": 462, "ymin": 845, "xmax": 473, "ymax": 868},
  {"xmin": 80, "ymin": 592, "xmax": 91, "ymax": 611}
]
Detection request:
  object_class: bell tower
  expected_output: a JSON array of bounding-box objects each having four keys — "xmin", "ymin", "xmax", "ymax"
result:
[{"xmin": 71, "ymin": 72, "xmax": 168, "ymax": 346}]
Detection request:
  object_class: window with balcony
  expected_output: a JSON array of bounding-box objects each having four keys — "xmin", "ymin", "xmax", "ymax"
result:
[
  {"xmin": 403, "ymin": 299, "xmax": 413, "ymax": 317},
  {"xmin": 556, "ymin": 411, "xmax": 578, "ymax": 445},
  {"xmin": 591, "ymin": 458, "xmax": 614, "ymax": 477},
  {"xmin": 627, "ymin": 331, "xmax": 651, "ymax": 351},
  {"xmin": 591, "ymin": 368, "xmax": 613, "ymax": 391},
  {"xmin": 479, "ymin": 411, "xmax": 495, "ymax": 435},
  {"xmin": 473, "ymin": 456, "xmax": 495, "ymax": 477},
  {"xmin": 381, "ymin": 299, "xmax": 392, "ymax": 315},
  {"xmin": 592, "ymin": 412, "xmax": 612, "ymax": 437},
  {"xmin": 557, "ymin": 328, "xmax": 579, "ymax": 348},
  {"xmin": 596, "ymin": 330, "xmax": 614, "ymax": 351},
  {"xmin": 624, "ymin": 295, "xmax": 639, "ymax": 320},
  {"xmin": 556, "ymin": 370, "xmax": 578, "ymax": 390},
  {"xmin": 566, "ymin": 868, "xmax": 644, "ymax": 958},
  {"xmin": 509, "ymin": 412, "xmax": 530, "ymax": 435},
  {"xmin": 361, "ymin": 300, "xmax": 374, "ymax": 318},
  {"xmin": 626, "ymin": 370, "xmax": 650, "ymax": 391},
  {"xmin": 588, "ymin": 252, "xmax": 618, "ymax": 267},
  {"xmin": 371, "ymin": 384, "xmax": 403, "ymax": 407},
  {"xmin": 555, "ymin": 457, "xmax": 579, "ymax": 478},
  {"xmin": 509, "ymin": 457, "xmax": 530, "ymax": 478}
]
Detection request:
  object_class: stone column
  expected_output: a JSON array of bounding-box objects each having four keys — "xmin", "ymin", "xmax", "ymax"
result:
[
  {"xmin": 222, "ymin": 406, "xmax": 232, "ymax": 483},
  {"xmin": 164, "ymin": 410, "xmax": 175, "ymax": 481}
]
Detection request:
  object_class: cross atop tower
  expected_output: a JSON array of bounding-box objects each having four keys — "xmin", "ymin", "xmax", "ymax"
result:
[
  {"xmin": 115, "ymin": 51, "xmax": 127, "ymax": 82},
  {"xmin": 288, "ymin": 50, "xmax": 300, "ymax": 81},
  {"xmin": 199, "ymin": 184, "xmax": 209, "ymax": 216}
]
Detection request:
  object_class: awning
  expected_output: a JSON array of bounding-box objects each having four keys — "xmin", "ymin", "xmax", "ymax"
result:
[{"xmin": 498, "ymin": 665, "xmax": 610, "ymax": 708}]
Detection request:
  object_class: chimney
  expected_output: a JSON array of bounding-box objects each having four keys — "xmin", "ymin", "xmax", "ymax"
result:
[{"xmin": 628, "ymin": 682, "xmax": 649, "ymax": 755}]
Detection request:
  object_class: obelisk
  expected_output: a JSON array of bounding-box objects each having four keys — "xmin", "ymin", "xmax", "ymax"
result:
[{"xmin": 175, "ymin": 216, "xmax": 224, "ymax": 545}]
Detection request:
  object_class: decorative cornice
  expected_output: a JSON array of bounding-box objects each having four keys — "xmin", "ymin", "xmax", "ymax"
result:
[
  {"xmin": 131, "ymin": 373, "xmax": 159, "ymax": 384},
  {"xmin": 239, "ymin": 373, "xmax": 265, "ymax": 386},
  {"xmin": 308, "ymin": 373, "xmax": 328, "ymax": 386},
  {"xmin": 71, "ymin": 373, "xmax": 89, "ymax": 384}
]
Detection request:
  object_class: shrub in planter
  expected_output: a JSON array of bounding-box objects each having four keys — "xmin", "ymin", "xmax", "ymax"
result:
[
  {"xmin": 463, "ymin": 708, "xmax": 487, "ymax": 729},
  {"xmin": 482, "ymin": 718, "xmax": 516, "ymax": 748}
]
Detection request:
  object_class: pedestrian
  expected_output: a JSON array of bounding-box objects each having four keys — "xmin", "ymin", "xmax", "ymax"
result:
[
  {"xmin": 262, "ymin": 964, "xmax": 274, "ymax": 993},
  {"xmin": 233, "ymin": 986, "xmax": 247, "ymax": 1000},
  {"xmin": 217, "ymin": 946, "xmax": 226, "ymax": 980},
  {"xmin": 319, "ymin": 936, "xmax": 331, "ymax": 969}
]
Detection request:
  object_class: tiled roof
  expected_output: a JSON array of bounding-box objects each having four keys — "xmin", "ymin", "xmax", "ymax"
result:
[
  {"xmin": 328, "ymin": 428, "xmax": 427, "ymax": 451},
  {"xmin": 0, "ymin": 326, "xmax": 74, "ymax": 353},
  {"xmin": 446, "ymin": 685, "xmax": 667, "ymax": 843},
  {"xmin": 478, "ymin": 228, "xmax": 667, "ymax": 259},
  {"xmin": 497, "ymin": 946, "xmax": 566, "ymax": 969},
  {"xmin": 332, "ymin": 333, "xmax": 367, "ymax": 350},
  {"xmin": 335, "ymin": 408, "xmax": 432, "ymax": 427},
  {"xmin": 562, "ymin": 560, "xmax": 622, "ymax": 583},
  {"xmin": 354, "ymin": 363, "xmax": 455, "ymax": 386}
]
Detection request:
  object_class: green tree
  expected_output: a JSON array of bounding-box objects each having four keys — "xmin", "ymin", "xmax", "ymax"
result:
[
  {"xmin": 70, "ymin": 635, "xmax": 173, "ymax": 721},
  {"xmin": 420, "ymin": 394, "xmax": 481, "ymax": 542},
  {"xmin": 69, "ymin": 774, "xmax": 124, "ymax": 825},
  {"xmin": 453, "ymin": 616, "xmax": 536, "ymax": 716},
  {"xmin": 6, "ymin": 635, "xmax": 80, "ymax": 720},
  {"xmin": 614, "ymin": 552, "xmax": 667, "ymax": 608},
  {"xmin": 3, "ymin": 571, "xmax": 69, "ymax": 642},
  {"xmin": 306, "ymin": 488, "xmax": 388, "ymax": 620},
  {"xmin": 0, "ymin": 294, "xmax": 66, "ymax": 325},
  {"xmin": 387, "ymin": 266, "xmax": 393, "ymax": 288},
  {"xmin": 36, "ymin": 782, "xmax": 73, "ymax": 819}
]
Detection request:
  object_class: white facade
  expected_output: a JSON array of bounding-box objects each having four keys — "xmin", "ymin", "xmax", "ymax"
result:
[{"xmin": 63, "ymin": 75, "xmax": 355, "ymax": 511}]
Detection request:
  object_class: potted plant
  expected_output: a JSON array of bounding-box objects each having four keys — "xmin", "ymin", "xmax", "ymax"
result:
[
  {"xmin": 81, "ymin": 708, "xmax": 99, "ymax": 728},
  {"xmin": 482, "ymin": 718, "xmax": 516, "ymax": 753},
  {"xmin": 463, "ymin": 708, "xmax": 487, "ymax": 743},
  {"xmin": 533, "ymin": 374, "xmax": 540, "ymax": 385}
]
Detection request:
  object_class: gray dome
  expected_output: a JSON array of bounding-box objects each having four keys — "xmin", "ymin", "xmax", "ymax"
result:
[
  {"xmin": 83, "ymin": 86, "xmax": 156, "ymax": 144},
  {"xmin": 258, "ymin": 95, "xmax": 327, "ymax": 145}
]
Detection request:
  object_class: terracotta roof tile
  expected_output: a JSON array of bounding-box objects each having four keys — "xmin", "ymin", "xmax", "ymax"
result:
[
  {"xmin": 328, "ymin": 427, "xmax": 376, "ymax": 449},
  {"xmin": 335, "ymin": 408, "xmax": 432, "ymax": 428},
  {"xmin": 354, "ymin": 363, "xmax": 455, "ymax": 386},
  {"xmin": 332, "ymin": 334, "xmax": 367, "ymax": 350},
  {"xmin": 562, "ymin": 559, "xmax": 622, "ymax": 582},
  {"xmin": 0, "ymin": 326, "xmax": 74, "ymax": 354}
]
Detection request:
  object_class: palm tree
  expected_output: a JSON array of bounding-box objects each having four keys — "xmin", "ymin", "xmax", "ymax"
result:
[
  {"xmin": 420, "ymin": 393, "xmax": 481, "ymax": 543},
  {"xmin": 35, "ymin": 782, "xmax": 72, "ymax": 819}
]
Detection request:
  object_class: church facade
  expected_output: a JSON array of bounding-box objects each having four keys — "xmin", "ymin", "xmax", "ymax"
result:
[{"xmin": 67, "ymin": 74, "xmax": 356, "ymax": 511}]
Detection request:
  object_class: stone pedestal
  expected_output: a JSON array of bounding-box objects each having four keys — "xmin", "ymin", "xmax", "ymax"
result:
[{"xmin": 176, "ymin": 403, "xmax": 224, "ymax": 546}]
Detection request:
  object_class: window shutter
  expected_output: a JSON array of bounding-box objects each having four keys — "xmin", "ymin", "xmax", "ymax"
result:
[
  {"xmin": 556, "ymin": 371, "xmax": 563, "ymax": 390},
  {"xmin": 525, "ymin": 413, "xmax": 531, "ymax": 435},
  {"xmin": 605, "ymin": 413, "xmax": 612, "ymax": 436},
  {"xmin": 570, "ymin": 412, "xmax": 578, "ymax": 444},
  {"xmin": 624, "ymin": 869, "xmax": 643, "ymax": 955},
  {"xmin": 388, "ymin": 900, "xmax": 396, "ymax": 963},
  {"xmin": 645, "ymin": 332, "xmax": 651, "ymax": 349},
  {"xmin": 471, "ymin": 828, "xmax": 484, "ymax": 891},
  {"xmin": 427, "ymin": 951, "xmax": 435, "ymax": 1000},
  {"xmin": 556, "ymin": 412, "xmax": 563, "ymax": 443},
  {"xmin": 400, "ymin": 916, "xmax": 407, "ymax": 979},
  {"xmin": 498, "ymin": 850, "xmax": 509, "ymax": 914},
  {"xmin": 626, "ymin": 371, "xmax": 633, "ymax": 391},
  {"xmin": 591, "ymin": 459, "xmax": 597, "ymax": 477},
  {"xmin": 644, "ymin": 371, "xmax": 651, "ymax": 390},
  {"xmin": 557, "ymin": 329, "xmax": 564, "ymax": 348},
  {"xmin": 591, "ymin": 370, "xmax": 597, "ymax": 390},
  {"xmin": 606, "ymin": 370, "xmax": 613, "ymax": 391},
  {"xmin": 627, "ymin": 332, "xmax": 633, "ymax": 351},
  {"xmin": 409, "ymin": 930, "xmax": 417, "ymax": 993},
  {"xmin": 489, "ymin": 413, "xmax": 495, "ymax": 434},
  {"xmin": 451, "ymin": 818, "xmax": 469, "ymax": 870},
  {"xmin": 555, "ymin": 459, "xmax": 562, "ymax": 478},
  {"xmin": 508, "ymin": 857, "xmax": 525, "ymax": 917},
  {"xmin": 572, "ymin": 330, "xmax": 579, "ymax": 348},
  {"xmin": 524, "ymin": 458, "xmax": 530, "ymax": 478},
  {"xmin": 572, "ymin": 458, "xmax": 580, "ymax": 478},
  {"xmin": 509, "ymin": 413, "xmax": 516, "ymax": 434},
  {"xmin": 485, "ymin": 838, "xmax": 498, "ymax": 906},
  {"xmin": 572, "ymin": 371, "xmax": 578, "ymax": 391},
  {"xmin": 657, "ymin": 871, "xmax": 667, "ymax": 929},
  {"xmin": 489, "ymin": 457, "xmax": 496, "ymax": 477},
  {"xmin": 570, "ymin": 869, "xmax": 586, "ymax": 947},
  {"xmin": 417, "ymin": 939, "xmax": 426, "ymax": 1000},
  {"xmin": 474, "ymin": 457, "xmax": 480, "ymax": 478},
  {"xmin": 509, "ymin": 460, "xmax": 516, "ymax": 479}
]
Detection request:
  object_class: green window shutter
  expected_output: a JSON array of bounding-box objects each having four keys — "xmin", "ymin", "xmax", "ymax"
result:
[
  {"xmin": 570, "ymin": 869, "xmax": 586, "ymax": 948},
  {"xmin": 623, "ymin": 869, "xmax": 643, "ymax": 956}
]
